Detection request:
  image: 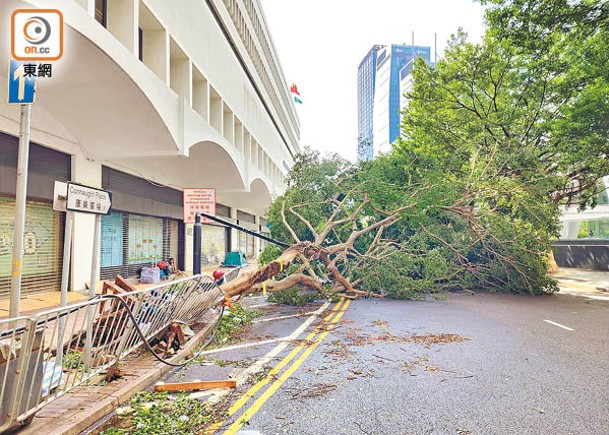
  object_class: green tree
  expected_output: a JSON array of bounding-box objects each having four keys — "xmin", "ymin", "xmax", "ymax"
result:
[
  {"xmin": 482, "ymin": 0, "xmax": 609, "ymax": 206},
  {"xmin": 221, "ymin": 3, "xmax": 609, "ymax": 299}
]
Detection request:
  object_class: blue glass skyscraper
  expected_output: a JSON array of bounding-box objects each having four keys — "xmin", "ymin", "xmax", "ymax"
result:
[{"xmin": 357, "ymin": 44, "xmax": 431, "ymax": 161}]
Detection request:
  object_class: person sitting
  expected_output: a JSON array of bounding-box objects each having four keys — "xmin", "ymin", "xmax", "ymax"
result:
[{"xmin": 168, "ymin": 258, "xmax": 180, "ymax": 274}]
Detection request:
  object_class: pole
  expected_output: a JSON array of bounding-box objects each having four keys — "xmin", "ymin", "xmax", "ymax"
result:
[
  {"xmin": 193, "ymin": 214, "xmax": 201, "ymax": 275},
  {"xmin": 84, "ymin": 214, "xmax": 101, "ymax": 370},
  {"xmin": 199, "ymin": 211, "xmax": 288, "ymax": 249},
  {"xmin": 56, "ymin": 210, "xmax": 73, "ymax": 367},
  {"xmin": 9, "ymin": 104, "xmax": 32, "ymax": 318}
]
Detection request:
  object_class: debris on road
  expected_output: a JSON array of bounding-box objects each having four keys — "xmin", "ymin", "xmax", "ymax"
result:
[
  {"xmin": 371, "ymin": 320, "xmax": 389, "ymax": 328},
  {"xmin": 290, "ymin": 382, "xmax": 337, "ymax": 399},
  {"xmin": 154, "ymin": 380, "xmax": 237, "ymax": 392}
]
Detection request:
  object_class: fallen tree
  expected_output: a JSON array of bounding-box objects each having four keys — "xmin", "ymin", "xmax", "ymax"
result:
[
  {"xmin": 221, "ymin": 194, "xmax": 416, "ymax": 299},
  {"xmin": 218, "ymin": 148, "xmax": 560, "ymax": 301}
]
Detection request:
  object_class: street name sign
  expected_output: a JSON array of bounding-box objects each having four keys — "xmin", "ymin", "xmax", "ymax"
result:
[
  {"xmin": 66, "ymin": 182, "xmax": 112, "ymax": 215},
  {"xmin": 8, "ymin": 59, "xmax": 36, "ymax": 104}
]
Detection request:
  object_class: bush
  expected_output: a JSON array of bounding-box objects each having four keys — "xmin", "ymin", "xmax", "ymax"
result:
[
  {"xmin": 212, "ymin": 303, "xmax": 262, "ymax": 345},
  {"xmin": 258, "ymin": 245, "xmax": 282, "ymax": 266},
  {"xmin": 267, "ymin": 287, "xmax": 321, "ymax": 306}
]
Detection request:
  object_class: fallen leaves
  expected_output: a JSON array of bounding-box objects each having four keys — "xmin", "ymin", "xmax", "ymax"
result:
[
  {"xmin": 290, "ymin": 382, "xmax": 337, "ymax": 399},
  {"xmin": 338, "ymin": 329, "xmax": 469, "ymax": 348},
  {"xmin": 411, "ymin": 333, "xmax": 466, "ymax": 347},
  {"xmin": 371, "ymin": 319, "xmax": 389, "ymax": 328}
]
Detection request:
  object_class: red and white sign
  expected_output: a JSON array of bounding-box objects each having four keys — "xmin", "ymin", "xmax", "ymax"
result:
[{"xmin": 183, "ymin": 188, "xmax": 216, "ymax": 224}]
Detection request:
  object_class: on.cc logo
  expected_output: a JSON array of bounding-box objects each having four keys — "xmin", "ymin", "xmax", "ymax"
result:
[
  {"xmin": 11, "ymin": 9, "xmax": 63, "ymax": 61},
  {"xmin": 23, "ymin": 16, "xmax": 52, "ymax": 45}
]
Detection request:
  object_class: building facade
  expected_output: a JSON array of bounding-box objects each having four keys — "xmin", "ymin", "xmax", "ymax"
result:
[
  {"xmin": 399, "ymin": 59, "xmax": 416, "ymax": 112},
  {"xmin": 559, "ymin": 177, "xmax": 609, "ymax": 239},
  {"xmin": 0, "ymin": 0, "xmax": 300, "ymax": 298},
  {"xmin": 358, "ymin": 44, "xmax": 430, "ymax": 161},
  {"xmin": 357, "ymin": 45, "xmax": 383, "ymax": 162}
]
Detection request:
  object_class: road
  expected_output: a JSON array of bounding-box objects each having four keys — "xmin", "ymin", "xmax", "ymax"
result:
[{"xmin": 161, "ymin": 287, "xmax": 609, "ymax": 435}]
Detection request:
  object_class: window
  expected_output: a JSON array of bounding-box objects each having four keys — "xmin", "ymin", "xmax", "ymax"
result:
[
  {"xmin": 138, "ymin": 27, "xmax": 143, "ymax": 61},
  {"xmin": 95, "ymin": 0, "xmax": 107, "ymax": 27}
]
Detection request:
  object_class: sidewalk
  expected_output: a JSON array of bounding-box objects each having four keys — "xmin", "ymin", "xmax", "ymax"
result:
[
  {"xmin": 0, "ymin": 291, "xmax": 89, "ymax": 318},
  {"xmin": 2, "ymin": 263, "xmax": 259, "ymax": 435},
  {"xmin": 19, "ymin": 318, "xmax": 219, "ymax": 435},
  {"xmin": 552, "ymin": 267, "xmax": 609, "ymax": 293}
]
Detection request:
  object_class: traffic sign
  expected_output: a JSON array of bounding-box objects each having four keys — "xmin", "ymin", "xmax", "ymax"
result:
[
  {"xmin": 184, "ymin": 188, "xmax": 216, "ymax": 224},
  {"xmin": 66, "ymin": 182, "xmax": 112, "ymax": 215},
  {"xmin": 8, "ymin": 59, "xmax": 36, "ymax": 104}
]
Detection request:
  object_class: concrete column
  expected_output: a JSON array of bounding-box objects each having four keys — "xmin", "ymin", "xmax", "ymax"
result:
[
  {"xmin": 184, "ymin": 224, "xmax": 194, "ymax": 274},
  {"xmin": 75, "ymin": 0, "xmax": 95, "ymax": 17},
  {"xmin": 254, "ymin": 215, "xmax": 261, "ymax": 257},
  {"xmin": 230, "ymin": 207, "xmax": 239, "ymax": 252},
  {"xmin": 107, "ymin": 0, "xmax": 139, "ymax": 55},
  {"xmin": 560, "ymin": 221, "xmax": 581, "ymax": 240},
  {"xmin": 70, "ymin": 156, "xmax": 102, "ymax": 291},
  {"xmin": 141, "ymin": 29, "xmax": 169, "ymax": 84}
]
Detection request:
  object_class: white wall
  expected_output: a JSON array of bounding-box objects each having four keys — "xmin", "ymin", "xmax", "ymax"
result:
[
  {"xmin": 0, "ymin": 0, "xmax": 298, "ymax": 291},
  {"xmin": 373, "ymin": 51, "xmax": 391, "ymax": 157}
]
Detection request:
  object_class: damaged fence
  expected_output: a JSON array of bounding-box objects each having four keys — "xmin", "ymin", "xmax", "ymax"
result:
[{"xmin": 0, "ymin": 270, "xmax": 240, "ymax": 432}]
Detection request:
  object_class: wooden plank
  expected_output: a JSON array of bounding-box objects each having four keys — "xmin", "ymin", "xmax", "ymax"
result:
[
  {"xmin": 154, "ymin": 380, "xmax": 237, "ymax": 392},
  {"xmin": 115, "ymin": 275, "xmax": 138, "ymax": 292}
]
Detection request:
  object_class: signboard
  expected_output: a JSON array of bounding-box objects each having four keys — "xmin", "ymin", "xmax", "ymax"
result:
[
  {"xmin": 11, "ymin": 9, "xmax": 64, "ymax": 61},
  {"xmin": 8, "ymin": 59, "xmax": 36, "ymax": 104},
  {"xmin": 183, "ymin": 188, "xmax": 216, "ymax": 224},
  {"xmin": 66, "ymin": 182, "xmax": 112, "ymax": 215}
]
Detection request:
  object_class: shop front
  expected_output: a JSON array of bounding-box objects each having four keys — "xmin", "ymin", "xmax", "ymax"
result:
[
  {"xmin": 100, "ymin": 167, "xmax": 183, "ymax": 280},
  {"xmin": 200, "ymin": 203, "xmax": 231, "ymax": 267},
  {"xmin": 0, "ymin": 133, "xmax": 70, "ymax": 298}
]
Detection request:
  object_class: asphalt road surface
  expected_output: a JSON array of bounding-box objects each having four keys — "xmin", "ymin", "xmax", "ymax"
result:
[{"xmin": 163, "ymin": 287, "xmax": 609, "ymax": 435}]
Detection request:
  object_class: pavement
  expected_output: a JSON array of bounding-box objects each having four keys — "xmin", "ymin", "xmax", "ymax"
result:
[
  {"xmin": 17, "ymin": 316, "xmax": 219, "ymax": 435},
  {"xmin": 3, "ymin": 266, "xmax": 608, "ymax": 435},
  {"xmin": 552, "ymin": 267, "xmax": 609, "ymax": 293}
]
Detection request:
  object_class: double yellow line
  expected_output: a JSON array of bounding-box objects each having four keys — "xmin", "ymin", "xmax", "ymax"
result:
[{"xmin": 206, "ymin": 298, "xmax": 350, "ymax": 434}]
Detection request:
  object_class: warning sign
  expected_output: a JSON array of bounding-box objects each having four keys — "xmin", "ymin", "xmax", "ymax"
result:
[{"xmin": 183, "ymin": 188, "xmax": 216, "ymax": 224}]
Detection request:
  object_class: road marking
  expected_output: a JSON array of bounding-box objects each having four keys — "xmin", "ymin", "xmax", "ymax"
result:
[
  {"xmin": 544, "ymin": 319, "xmax": 574, "ymax": 331},
  {"xmin": 583, "ymin": 295, "xmax": 609, "ymax": 301},
  {"xmin": 196, "ymin": 302, "xmax": 331, "ymax": 356},
  {"xmin": 253, "ymin": 309, "xmax": 321, "ymax": 323},
  {"xmin": 217, "ymin": 300, "xmax": 344, "ymax": 420},
  {"xmin": 191, "ymin": 301, "xmax": 331, "ymax": 401},
  {"xmin": 195, "ymin": 337, "xmax": 286, "ymax": 356},
  {"xmin": 222, "ymin": 299, "xmax": 351, "ymax": 435},
  {"xmin": 203, "ymin": 300, "xmax": 343, "ymax": 430}
]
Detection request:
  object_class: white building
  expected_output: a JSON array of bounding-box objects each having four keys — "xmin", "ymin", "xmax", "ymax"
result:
[
  {"xmin": 0, "ymin": 0, "xmax": 300, "ymax": 298},
  {"xmin": 372, "ymin": 47, "xmax": 391, "ymax": 157},
  {"xmin": 369, "ymin": 44, "xmax": 430, "ymax": 159},
  {"xmin": 399, "ymin": 60, "xmax": 415, "ymax": 112},
  {"xmin": 559, "ymin": 176, "xmax": 609, "ymax": 239}
]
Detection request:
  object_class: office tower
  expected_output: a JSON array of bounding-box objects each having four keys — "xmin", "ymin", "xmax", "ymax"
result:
[{"xmin": 357, "ymin": 44, "xmax": 431, "ymax": 161}]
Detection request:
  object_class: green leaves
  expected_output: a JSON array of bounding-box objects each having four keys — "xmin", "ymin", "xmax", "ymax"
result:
[{"xmin": 266, "ymin": 1, "xmax": 608, "ymax": 296}]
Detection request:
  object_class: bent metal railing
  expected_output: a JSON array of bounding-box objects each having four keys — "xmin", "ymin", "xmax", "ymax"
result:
[{"xmin": 0, "ymin": 270, "xmax": 241, "ymax": 432}]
